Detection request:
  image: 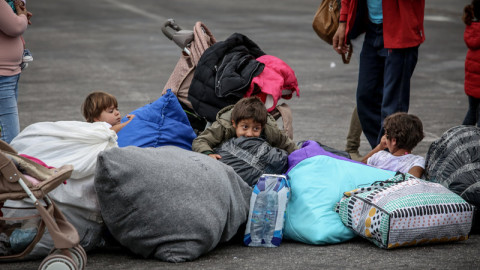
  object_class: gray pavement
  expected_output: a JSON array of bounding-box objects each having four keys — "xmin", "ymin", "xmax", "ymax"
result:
[{"xmin": 4, "ymin": 0, "xmax": 480, "ymax": 269}]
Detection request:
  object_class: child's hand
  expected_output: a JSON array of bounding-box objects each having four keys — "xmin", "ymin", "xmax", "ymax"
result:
[
  {"xmin": 125, "ymin": 114, "xmax": 135, "ymax": 122},
  {"xmin": 14, "ymin": 0, "xmax": 26, "ymax": 16},
  {"xmin": 208, "ymin": 154, "xmax": 222, "ymax": 160},
  {"xmin": 26, "ymin": 11, "xmax": 33, "ymax": 25},
  {"xmin": 379, "ymin": 135, "xmax": 388, "ymax": 149}
]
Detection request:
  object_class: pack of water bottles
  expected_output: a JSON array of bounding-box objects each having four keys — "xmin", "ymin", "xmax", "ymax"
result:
[{"xmin": 243, "ymin": 174, "xmax": 290, "ymax": 247}]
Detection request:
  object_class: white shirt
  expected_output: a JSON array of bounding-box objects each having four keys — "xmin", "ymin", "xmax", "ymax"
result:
[{"xmin": 367, "ymin": 150, "xmax": 425, "ymax": 174}]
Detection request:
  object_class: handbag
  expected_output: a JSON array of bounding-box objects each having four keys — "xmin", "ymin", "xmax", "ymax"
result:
[
  {"xmin": 335, "ymin": 173, "xmax": 475, "ymax": 249},
  {"xmin": 312, "ymin": 0, "xmax": 352, "ymax": 64}
]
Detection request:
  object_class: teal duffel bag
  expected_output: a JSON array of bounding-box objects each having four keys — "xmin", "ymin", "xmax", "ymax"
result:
[{"xmin": 335, "ymin": 173, "xmax": 475, "ymax": 249}]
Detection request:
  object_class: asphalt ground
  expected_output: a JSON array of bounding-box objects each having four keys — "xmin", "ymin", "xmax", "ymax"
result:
[{"xmin": 3, "ymin": 0, "xmax": 480, "ymax": 269}]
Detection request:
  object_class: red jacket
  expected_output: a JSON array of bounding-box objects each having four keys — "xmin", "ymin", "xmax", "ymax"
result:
[
  {"xmin": 464, "ymin": 22, "xmax": 480, "ymax": 98},
  {"xmin": 340, "ymin": 0, "xmax": 425, "ymax": 49},
  {"xmin": 245, "ymin": 55, "xmax": 300, "ymax": 112}
]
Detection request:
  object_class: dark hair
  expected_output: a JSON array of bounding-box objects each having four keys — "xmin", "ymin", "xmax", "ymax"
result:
[
  {"xmin": 383, "ymin": 112, "xmax": 424, "ymax": 151},
  {"xmin": 231, "ymin": 97, "xmax": 268, "ymax": 127},
  {"xmin": 81, "ymin": 91, "xmax": 118, "ymax": 122},
  {"xmin": 463, "ymin": 0, "xmax": 480, "ymax": 25}
]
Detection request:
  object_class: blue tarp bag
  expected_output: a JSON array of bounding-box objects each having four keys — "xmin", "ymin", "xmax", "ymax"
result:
[{"xmin": 117, "ymin": 89, "xmax": 196, "ymax": 150}]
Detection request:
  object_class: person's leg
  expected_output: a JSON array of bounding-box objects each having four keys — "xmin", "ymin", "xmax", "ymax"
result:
[
  {"xmin": 463, "ymin": 95, "xmax": 477, "ymax": 125},
  {"xmin": 356, "ymin": 22, "xmax": 385, "ymax": 149},
  {"xmin": 380, "ymin": 46, "xmax": 419, "ymax": 143},
  {"xmin": 473, "ymin": 98, "xmax": 480, "ymax": 127},
  {"xmin": 345, "ymin": 106, "xmax": 362, "ymax": 154},
  {"xmin": 0, "ymin": 74, "xmax": 21, "ymax": 144}
]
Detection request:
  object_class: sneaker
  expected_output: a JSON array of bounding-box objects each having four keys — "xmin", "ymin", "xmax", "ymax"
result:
[
  {"xmin": 22, "ymin": 49, "xmax": 33, "ymax": 63},
  {"xmin": 20, "ymin": 62, "xmax": 28, "ymax": 70}
]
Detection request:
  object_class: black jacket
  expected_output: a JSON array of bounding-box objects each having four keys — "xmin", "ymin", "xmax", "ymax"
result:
[{"xmin": 188, "ymin": 33, "xmax": 265, "ymax": 122}]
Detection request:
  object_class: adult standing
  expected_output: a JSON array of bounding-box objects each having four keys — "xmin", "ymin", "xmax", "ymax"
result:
[
  {"xmin": 332, "ymin": 0, "xmax": 425, "ymax": 149},
  {"xmin": 0, "ymin": 0, "xmax": 31, "ymax": 143}
]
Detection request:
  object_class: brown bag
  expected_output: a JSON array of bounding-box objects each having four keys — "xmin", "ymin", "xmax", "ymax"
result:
[{"xmin": 312, "ymin": 0, "xmax": 352, "ymax": 64}]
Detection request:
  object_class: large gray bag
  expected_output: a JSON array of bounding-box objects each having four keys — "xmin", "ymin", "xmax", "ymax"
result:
[{"xmin": 94, "ymin": 146, "xmax": 251, "ymax": 262}]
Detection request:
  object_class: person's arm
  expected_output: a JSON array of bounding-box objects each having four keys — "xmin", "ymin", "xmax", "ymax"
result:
[
  {"xmin": 408, "ymin": 166, "xmax": 424, "ymax": 178},
  {"xmin": 192, "ymin": 121, "xmax": 226, "ymax": 159},
  {"xmin": 0, "ymin": 0, "xmax": 27, "ymax": 37},
  {"xmin": 265, "ymin": 122, "xmax": 298, "ymax": 154},
  {"xmin": 332, "ymin": 22, "xmax": 347, "ymax": 54},
  {"xmin": 332, "ymin": 0, "xmax": 351, "ymax": 54},
  {"xmin": 110, "ymin": 114, "xmax": 135, "ymax": 133},
  {"xmin": 361, "ymin": 135, "xmax": 388, "ymax": 164}
]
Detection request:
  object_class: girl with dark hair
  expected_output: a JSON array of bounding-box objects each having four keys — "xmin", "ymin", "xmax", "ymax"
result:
[{"xmin": 361, "ymin": 112, "xmax": 425, "ymax": 178}]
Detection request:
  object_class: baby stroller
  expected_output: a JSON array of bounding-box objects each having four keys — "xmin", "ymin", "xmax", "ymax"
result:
[
  {"xmin": 162, "ymin": 18, "xmax": 216, "ymax": 134},
  {"xmin": 0, "ymin": 140, "xmax": 86, "ymax": 270}
]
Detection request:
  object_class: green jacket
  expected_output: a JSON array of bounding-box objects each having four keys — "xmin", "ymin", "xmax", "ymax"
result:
[{"xmin": 192, "ymin": 105, "xmax": 298, "ymax": 154}]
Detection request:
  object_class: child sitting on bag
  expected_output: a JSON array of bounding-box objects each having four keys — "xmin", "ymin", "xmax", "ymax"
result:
[
  {"xmin": 192, "ymin": 96, "xmax": 297, "ymax": 160},
  {"xmin": 81, "ymin": 91, "xmax": 135, "ymax": 133},
  {"xmin": 361, "ymin": 112, "xmax": 425, "ymax": 178}
]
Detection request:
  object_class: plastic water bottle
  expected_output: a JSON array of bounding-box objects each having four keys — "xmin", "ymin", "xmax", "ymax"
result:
[{"xmin": 244, "ymin": 174, "xmax": 289, "ymax": 247}]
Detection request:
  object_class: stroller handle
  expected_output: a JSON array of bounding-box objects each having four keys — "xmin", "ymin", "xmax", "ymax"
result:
[
  {"xmin": 161, "ymin": 19, "xmax": 194, "ymax": 52},
  {"xmin": 162, "ymin": 18, "xmax": 182, "ymax": 40}
]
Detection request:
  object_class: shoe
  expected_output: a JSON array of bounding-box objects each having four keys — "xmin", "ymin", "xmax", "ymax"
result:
[
  {"xmin": 20, "ymin": 62, "xmax": 28, "ymax": 70},
  {"xmin": 22, "ymin": 49, "xmax": 33, "ymax": 63},
  {"xmin": 348, "ymin": 151, "xmax": 363, "ymax": 162}
]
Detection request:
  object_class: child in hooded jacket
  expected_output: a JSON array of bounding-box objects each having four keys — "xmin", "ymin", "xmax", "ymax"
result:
[
  {"xmin": 192, "ymin": 96, "xmax": 297, "ymax": 159},
  {"xmin": 462, "ymin": 0, "xmax": 480, "ymax": 126}
]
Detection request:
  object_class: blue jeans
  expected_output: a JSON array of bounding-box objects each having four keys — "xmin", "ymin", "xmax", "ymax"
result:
[
  {"xmin": 0, "ymin": 74, "xmax": 20, "ymax": 144},
  {"xmin": 463, "ymin": 95, "xmax": 480, "ymax": 126},
  {"xmin": 356, "ymin": 22, "xmax": 418, "ymax": 148}
]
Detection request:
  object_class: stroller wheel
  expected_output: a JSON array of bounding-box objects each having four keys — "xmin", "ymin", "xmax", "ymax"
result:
[
  {"xmin": 69, "ymin": 246, "xmax": 87, "ymax": 270},
  {"xmin": 38, "ymin": 253, "xmax": 78, "ymax": 270}
]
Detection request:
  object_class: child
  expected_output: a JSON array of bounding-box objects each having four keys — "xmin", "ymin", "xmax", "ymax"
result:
[
  {"xmin": 6, "ymin": 0, "xmax": 33, "ymax": 69},
  {"xmin": 462, "ymin": 0, "xmax": 480, "ymax": 126},
  {"xmin": 81, "ymin": 91, "xmax": 135, "ymax": 133},
  {"xmin": 361, "ymin": 112, "xmax": 425, "ymax": 178},
  {"xmin": 192, "ymin": 97, "xmax": 297, "ymax": 159}
]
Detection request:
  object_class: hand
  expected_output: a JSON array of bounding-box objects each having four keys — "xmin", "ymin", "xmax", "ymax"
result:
[
  {"xmin": 14, "ymin": 0, "xmax": 26, "ymax": 16},
  {"xmin": 208, "ymin": 154, "xmax": 222, "ymax": 160},
  {"xmin": 379, "ymin": 135, "xmax": 388, "ymax": 150},
  {"xmin": 332, "ymin": 23, "xmax": 348, "ymax": 54},
  {"xmin": 126, "ymin": 114, "xmax": 135, "ymax": 121},
  {"xmin": 14, "ymin": 0, "xmax": 32, "ymax": 24},
  {"xmin": 26, "ymin": 11, "xmax": 33, "ymax": 25}
]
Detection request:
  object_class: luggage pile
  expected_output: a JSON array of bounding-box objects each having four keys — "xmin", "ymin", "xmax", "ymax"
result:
[{"xmin": 161, "ymin": 19, "xmax": 299, "ymax": 137}]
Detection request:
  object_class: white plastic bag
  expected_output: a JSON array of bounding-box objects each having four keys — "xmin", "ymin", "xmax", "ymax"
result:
[{"xmin": 5, "ymin": 121, "xmax": 118, "ymax": 257}]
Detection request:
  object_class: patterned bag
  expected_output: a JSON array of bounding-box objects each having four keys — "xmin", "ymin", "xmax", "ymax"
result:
[{"xmin": 335, "ymin": 173, "xmax": 475, "ymax": 249}]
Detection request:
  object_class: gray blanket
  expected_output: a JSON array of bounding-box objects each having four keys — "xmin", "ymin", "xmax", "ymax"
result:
[{"xmin": 94, "ymin": 146, "xmax": 252, "ymax": 262}]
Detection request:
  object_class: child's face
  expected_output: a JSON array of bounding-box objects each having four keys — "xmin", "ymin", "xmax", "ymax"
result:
[
  {"xmin": 232, "ymin": 118, "xmax": 262, "ymax": 138},
  {"xmin": 94, "ymin": 106, "xmax": 121, "ymax": 126}
]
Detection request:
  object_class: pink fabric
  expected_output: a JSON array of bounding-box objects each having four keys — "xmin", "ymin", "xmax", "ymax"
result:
[
  {"xmin": 245, "ymin": 55, "xmax": 300, "ymax": 112},
  {"xmin": 0, "ymin": 0, "xmax": 28, "ymax": 76},
  {"xmin": 23, "ymin": 174, "xmax": 41, "ymax": 186},
  {"xmin": 19, "ymin": 154, "xmax": 55, "ymax": 169}
]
